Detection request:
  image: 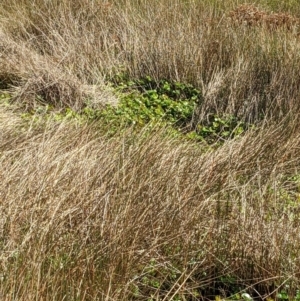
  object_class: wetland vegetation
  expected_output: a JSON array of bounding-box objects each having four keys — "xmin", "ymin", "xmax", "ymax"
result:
[{"xmin": 1, "ymin": 0, "xmax": 300, "ymax": 300}]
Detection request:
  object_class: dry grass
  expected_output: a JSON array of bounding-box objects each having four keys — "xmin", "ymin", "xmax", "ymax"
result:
[
  {"xmin": 1, "ymin": 0, "xmax": 300, "ymax": 300},
  {"xmin": 1, "ymin": 105, "xmax": 300, "ymax": 300},
  {"xmin": 1, "ymin": 0, "xmax": 300, "ymax": 121}
]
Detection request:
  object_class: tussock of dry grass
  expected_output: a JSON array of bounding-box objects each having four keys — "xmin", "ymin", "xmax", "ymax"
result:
[
  {"xmin": 1, "ymin": 106, "xmax": 300, "ymax": 300},
  {"xmin": 229, "ymin": 4, "xmax": 300, "ymax": 30},
  {"xmin": 1, "ymin": 0, "xmax": 300, "ymax": 121},
  {"xmin": 2, "ymin": 0, "xmax": 300, "ymax": 300}
]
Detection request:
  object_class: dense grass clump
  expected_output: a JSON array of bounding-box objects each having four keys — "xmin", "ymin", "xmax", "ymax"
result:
[{"xmin": 2, "ymin": 0, "xmax": 300, "ymax": 300}]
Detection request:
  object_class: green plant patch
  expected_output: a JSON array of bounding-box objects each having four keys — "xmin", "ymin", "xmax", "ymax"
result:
[
  {"xmin": 109, "ymin": 75, "xmax": 201, "ymax": 127},
  {"xmin": 0, "ymin": 92, "xmax": 12, "ymax": 104},
  {"xmin": 187, "ymin": 114, "xmax": 247, "ymax": 144},
  {"xmin": 16, "ymin": 76, "xmax": 251, "ymax": 144},
  {"xmin": 107, "ymin": 75, "xmax": 251, "ymax": 143}
]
